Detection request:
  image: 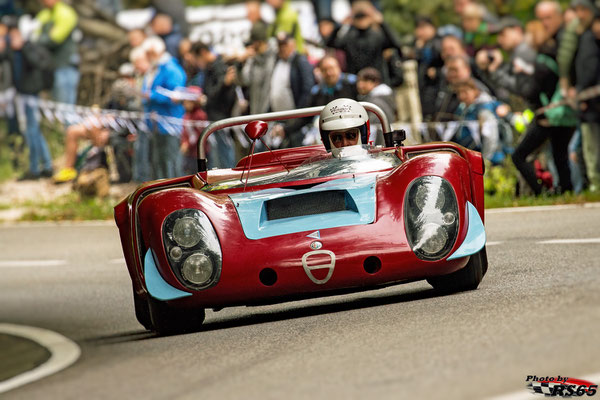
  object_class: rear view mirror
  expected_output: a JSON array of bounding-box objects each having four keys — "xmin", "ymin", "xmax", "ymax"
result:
[{"xmin": 245, "ymin": 121, "xmax": 269, "ymax": 141}]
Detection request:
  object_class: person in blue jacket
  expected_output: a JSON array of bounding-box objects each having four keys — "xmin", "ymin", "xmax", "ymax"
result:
[{"xmin": 141, "ymin": 36, "xmax": 186, "ymax": 179}]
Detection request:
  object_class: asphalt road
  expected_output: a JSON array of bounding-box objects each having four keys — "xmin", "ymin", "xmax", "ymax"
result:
[{"xmin": 1, "ymin": 204, "xmax": 599, "ymax": 400}]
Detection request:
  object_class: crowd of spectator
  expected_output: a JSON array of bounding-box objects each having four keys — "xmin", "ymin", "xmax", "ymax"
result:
[{"xmin": 1, "ymin": 0, "xmax": 600, "ymax": 197}]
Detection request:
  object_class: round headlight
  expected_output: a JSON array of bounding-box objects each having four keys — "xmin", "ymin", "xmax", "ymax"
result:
[
  {"xmin": 405, "ymin": 176, "xmax": 459, "ymax": 261},
  {"xmin": 415, "ymin": 182, "xmax": 445, "ymax": 210},
  {"xmin": 415, "ymin": 223, "xmax": 449, "ymax": 254},
  {"xmin": 182, "ymin": 253, "xmax": 213, "ymax": 285},
  {"xmin": 172, "ymin": 217, "xmax": 202, "ymax": 248}
]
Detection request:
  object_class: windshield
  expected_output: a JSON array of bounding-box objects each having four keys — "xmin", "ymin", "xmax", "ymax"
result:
[{"xmin": 202, "ymin": 145, "xmax": 401, "ymax": 192}]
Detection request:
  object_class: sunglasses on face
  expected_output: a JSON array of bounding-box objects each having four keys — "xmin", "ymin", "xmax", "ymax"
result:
[{"xmin": 329, "ymin": 128, "xmax": 359, "ymax": 144}]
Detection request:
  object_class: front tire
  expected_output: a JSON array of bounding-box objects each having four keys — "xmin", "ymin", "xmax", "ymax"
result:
[
  {"xmin": 133, "ymin": 291, "xmax": 153, "ymax": 331},
  {"xmin": 147, "ymin": 298, "xmax": 206, "ymax": 335},
  {"xmin": 427, "ymin": 246, "xmax": 488, "ymax": 293}
]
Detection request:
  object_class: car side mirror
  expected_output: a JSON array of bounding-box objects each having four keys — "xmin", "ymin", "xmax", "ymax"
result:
[
  {"xmin": 384, "ymin": 129, "xmax": 406, "ymax": 147},
  {"xmin": 245, "ymin": 120, "xmax": 269, "ymax": 141}
]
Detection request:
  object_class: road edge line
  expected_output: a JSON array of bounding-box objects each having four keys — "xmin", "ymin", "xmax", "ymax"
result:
[{"xmin": 0, "ymin": 324, "xmax": 80, "ymax": 394}]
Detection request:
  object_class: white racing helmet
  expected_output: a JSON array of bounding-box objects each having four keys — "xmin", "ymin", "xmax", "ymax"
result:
[{"xmin": 319, "ymin": 98, "xmax": 369, "ymax": 156}]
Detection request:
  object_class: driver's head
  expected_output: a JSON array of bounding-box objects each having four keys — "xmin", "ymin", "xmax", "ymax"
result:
[{"xmin": 319, "ymin": 98, "xmax": 369, "ymax": 156}]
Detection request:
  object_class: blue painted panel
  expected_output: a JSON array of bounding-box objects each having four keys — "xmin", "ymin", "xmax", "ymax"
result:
[
  {"xmin": 229, "ymin": 175, "xmax": 377, "ymax": 240},
  {"xmin": 144, "ymin": 249, "xmax": 192, "ymax": 300},
  {"xmin": 447, "ymin": 201, "xmax": 486, "ymax": 260}
]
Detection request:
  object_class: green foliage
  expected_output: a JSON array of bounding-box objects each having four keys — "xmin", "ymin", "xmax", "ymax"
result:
[
  {"xmin": 0, "ymin": 118, "xmax": 65, "ymax": 183},
  {"xmin": 485, "ymin": 190, "xmax": 600, "ymax": 208},
  {"xmin": 16, "ymin": 192, "xmax": 115, "ymax": 221},
  {"xmin": 483, "ymin": 160, "xmax": 518, "ymax": 197}
]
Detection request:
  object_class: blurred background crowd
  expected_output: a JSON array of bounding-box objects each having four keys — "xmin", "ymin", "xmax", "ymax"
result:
[{"xmin": 1, "ymin": 0, "xmax": 599, "ymax": 198}]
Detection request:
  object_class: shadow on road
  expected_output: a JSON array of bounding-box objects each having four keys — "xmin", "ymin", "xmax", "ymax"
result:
[{"xmin": 86, "ymin": 285, "xmax": 455, "ymax": 343}]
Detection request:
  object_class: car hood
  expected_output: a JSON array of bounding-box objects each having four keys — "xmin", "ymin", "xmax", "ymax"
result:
[{"xmin": 228, "ymin": 174, "xmax": 377, "ymax": 240}]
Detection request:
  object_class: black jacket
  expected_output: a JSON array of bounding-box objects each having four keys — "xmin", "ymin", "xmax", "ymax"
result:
[
  {"xmin": 326, "ymin": 22, "xmax": 403, "ymax": 80},
  {"xmin": 309, "ymin": 73, "xmax": 358, "ymax": 107},
  {"xmin": 288, "ymin": 52, "xmax": 315, "ymax": 109},
  {"xmin": 574, "ymin": 30, "xmax": 600, "ymax": 123},
  {"xmin": 203, "ymin": 56, "xmax": 237, "ymax": 121},
  {"xmin": 484, "ymin": 43, "xmax": 557, "ymax": 109},
  {"xmin": 7, "ymin": 41, "xmax": 53, "ymax": 95}
]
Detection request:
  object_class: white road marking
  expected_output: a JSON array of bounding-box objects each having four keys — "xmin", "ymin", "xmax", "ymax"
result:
[
  {"xmin": 538, "ymin": 238, "xmax": 600, "ymax": 244},
  {"xmin": 0, "ymin": 260, "xmax": 67, "ymax": 268},
  {"xmin": 0, "ymin": 324, "xmax": 80, "ymax": 394},
  {"xmin": 486, "ymin": 241, "xmax": 503, "ymax": 246},
  {"xmin": 488, "ymin": 372, "xmax": 600, "ymax": 400}
]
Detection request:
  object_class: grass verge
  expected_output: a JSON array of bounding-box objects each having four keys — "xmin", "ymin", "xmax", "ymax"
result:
[{"xmin": 12, "ymin": 193, "xmax": 117, "ymax": 221}]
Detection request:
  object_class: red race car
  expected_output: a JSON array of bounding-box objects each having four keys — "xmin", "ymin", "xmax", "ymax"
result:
[{"xmin": 114, "ymin": 99, "xmax": 487, "ymax": 334}]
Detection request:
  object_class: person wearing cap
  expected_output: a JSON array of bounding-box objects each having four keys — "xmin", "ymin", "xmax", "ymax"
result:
[
  {"xmin": 477, "ymin": 16, "xmax": 575, "ymax": 195},
  {"xmin": 324, "ymin": 1, "xmax": 403, "ymax": 82},
  {"xmin": 239, "ymin": 23, "xmax": 277, "ymax": 115},
  {"xmin": 572, "ymin": 0, "xmax": 600, "ymax": 192},
  {"xmin": 266, "ymin": 0, "xmax": 305, "ymax": 54}
]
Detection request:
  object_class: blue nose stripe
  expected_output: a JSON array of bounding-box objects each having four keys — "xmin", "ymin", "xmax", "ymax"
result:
[
  {"xmin": 447, "ymin": 201, "xmax": 486, "ymax": 260},
  {"xmin": 144, "ymin": 249, "xmax": 192, "ymax": 300}
]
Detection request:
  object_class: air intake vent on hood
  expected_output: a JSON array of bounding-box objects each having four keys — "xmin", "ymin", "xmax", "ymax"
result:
[{"xmin": 265, "ymin": 190, "xmax": 355, "ymax": 221}]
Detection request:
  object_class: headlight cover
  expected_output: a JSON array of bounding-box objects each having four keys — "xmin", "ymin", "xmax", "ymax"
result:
[
  {"xmin": 404, "ymin": 176, "xmax": 459, "ymax": 261},
  {"xmin": 163, "ymin": 209, "xmax": 222, "ymax": 290}
]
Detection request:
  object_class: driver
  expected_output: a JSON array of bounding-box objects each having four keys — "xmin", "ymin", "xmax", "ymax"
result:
[{"xmin": 319, "ymin": 98, "xmax": 370, "ymax": 157}]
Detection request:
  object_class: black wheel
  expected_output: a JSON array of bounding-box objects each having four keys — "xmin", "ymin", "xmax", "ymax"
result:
[
  {"xmin": 147, "ymin": 298, "xmax": 206, "ymax": 335},
  {"xmin": 427, "ymin": 246, "xmax": 488, "ymax": 293},
  {"xmin": 133, "ymin": 291, "xmax": 153, "ymax": 331}
]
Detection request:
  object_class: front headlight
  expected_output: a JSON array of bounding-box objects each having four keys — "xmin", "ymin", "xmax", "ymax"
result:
[
  {"xmin": 163, "ymin": 209, "xmax": 222, "ymax": 290},
  {"xmin": 172, "ymin": 217, "xmax": 203, "ymax": 248},
  {"xmin": 404, "ymin": 176, "xmax": 459, "ymax": 260}
]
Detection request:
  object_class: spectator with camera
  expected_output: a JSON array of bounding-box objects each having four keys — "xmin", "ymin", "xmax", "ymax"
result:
[{"xmin": 324, "ymin": 1, "xmax": 403, "ymax": 83}]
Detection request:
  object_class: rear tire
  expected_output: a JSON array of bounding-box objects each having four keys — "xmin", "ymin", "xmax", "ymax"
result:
[
  {"xmin": 148, "ymin": 298, "xmax": 206, "ymax": 335},
  {"xmin": 427, "ymin": 246, "xmax": 488, "ymax": 293}
]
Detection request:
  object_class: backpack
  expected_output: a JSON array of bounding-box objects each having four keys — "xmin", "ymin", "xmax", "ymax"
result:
[{"xmin": 536, "ymin": 54, "xmax": 578, "ymax": 127}]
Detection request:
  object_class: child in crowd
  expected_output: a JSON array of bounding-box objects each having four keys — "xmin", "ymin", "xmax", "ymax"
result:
[{"xmin": 453, "ymin": 79, "xmax": 503, "ymax": 163}]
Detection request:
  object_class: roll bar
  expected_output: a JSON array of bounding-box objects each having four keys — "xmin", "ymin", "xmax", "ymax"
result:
[{"xmin": 197, "ymin": 102, "xmax": 392, "ymax": 172}]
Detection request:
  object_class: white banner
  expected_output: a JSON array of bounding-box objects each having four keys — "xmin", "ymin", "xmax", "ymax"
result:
[{"xmin": 0, "ymin": 89, "xmax": 210, "ymax": 136}]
